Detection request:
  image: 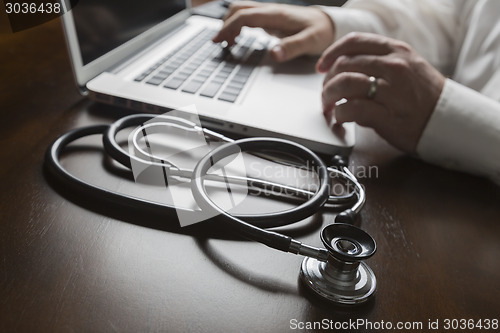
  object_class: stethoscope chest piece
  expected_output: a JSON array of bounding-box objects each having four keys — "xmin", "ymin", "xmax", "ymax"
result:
[{"xmin": 300, "ymin": 223, "xmax": 377, "ymax": 305}]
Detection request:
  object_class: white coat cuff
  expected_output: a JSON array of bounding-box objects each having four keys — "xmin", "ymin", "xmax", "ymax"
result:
[
  {"xmin": 318, "ymin": 5, "xmax": 384, "ymax": 40},
  {"xmin": 417, "ymin": 79, "xmax": 500, "ymax": 184}
]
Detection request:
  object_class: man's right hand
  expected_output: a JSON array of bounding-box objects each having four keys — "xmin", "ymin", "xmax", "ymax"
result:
[{"xmin": 212, "ymin": 1, "xmax": 336, "ymax": 62}]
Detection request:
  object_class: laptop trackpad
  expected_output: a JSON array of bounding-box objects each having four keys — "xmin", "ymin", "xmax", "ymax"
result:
[{"xmin": 268, "ymin": 57, "xmax": 323, "ymax": 92}]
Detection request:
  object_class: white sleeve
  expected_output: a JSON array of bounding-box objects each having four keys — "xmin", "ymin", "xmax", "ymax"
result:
[
  {"xmin": 417, "ymin": 79, "xmax": 500, "ymax": 184},
  {"xmin": 320, "ymin": 0, "xmax": 463, "ymax": 74},
  {"xmin": 320, "ymin": 1, "xmax": 500, "ymax": 184}
]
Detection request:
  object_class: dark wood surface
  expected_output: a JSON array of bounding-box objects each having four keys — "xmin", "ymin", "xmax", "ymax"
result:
[{"xmin": 1, "ymin": 18, "xmax": 500, "ymax": 333}]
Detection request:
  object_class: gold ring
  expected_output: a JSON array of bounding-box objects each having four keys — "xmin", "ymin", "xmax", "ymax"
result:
[{"xmin": 367, "ymin": 76, "xmax": 378, "ymax": 99}]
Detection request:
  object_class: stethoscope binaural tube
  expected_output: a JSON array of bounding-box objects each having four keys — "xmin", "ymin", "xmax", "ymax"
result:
[
  {"xmin": 103, "ymin": 114, "xmax": 361, "ymax": 210},
  {"xmin": 103, "ymin": 115, "xmax": 357, "ymax": 228}
]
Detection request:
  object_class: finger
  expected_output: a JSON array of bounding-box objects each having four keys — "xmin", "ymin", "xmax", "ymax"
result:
[
  {"xmin": 322, "ymin": 72, "xmax": 388, "ymax": 112},
  {"xmin": 223, "ymin": 1, "xmax": 264, "ymax": 20},
  {"xmin": 316, "ymin": 32, "xmax": 395, "ymax": 72},
  {"xmin": 270, "ymin": 28, "xmax": 317, "ymax": 62},
  {"xmin": 213, "ymin": 7, "xmax": 283, "ymax": 45},
  {"xmin": 334, "ymin": 99, "xmax": 386, "ymax": 127},
  {"xmin": 323, "ymin": 105, "xmax": 334, "ymax": 127},
  {"xmin": 323, "ymin": 54, "xmax": 388, "ymax": 87}
]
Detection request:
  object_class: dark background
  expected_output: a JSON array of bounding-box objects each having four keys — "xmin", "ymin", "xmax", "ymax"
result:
[{"xmin": 1, "ymin": 3, "xmax": 499, "ymax": 332}]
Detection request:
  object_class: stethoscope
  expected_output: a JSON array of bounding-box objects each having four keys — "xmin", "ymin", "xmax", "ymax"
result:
[{"xmin": 45, "ymin": 113, "xmax": 377, "ymax": 305}]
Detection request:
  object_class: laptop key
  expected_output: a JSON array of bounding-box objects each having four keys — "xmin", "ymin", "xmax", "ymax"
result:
[
  {"xmin": 220, "ymin": 67, "xmax": 234, "ymax": 74},
  {"xmin": 158, "ymin": 68, "xmax": 175, "ymax": 77},
  {"xmin": 197, "ymin": 70, "xmax": 212, "ymax": 79},
  {"xmin": 232, "ymin": 46, "xmax": 249, "ymax": 60},
  {"xmin": 216, "ymin": 71, "xmax": 230, "ymax": 79},
  {"xmin": 241, "ymin": 36, "xmax": 256, "ymax": 46},
  {"xmin": 156, "ymin": 72, "xmax": 171, "ymax": 81},
  {"xmin": 134, "ymin": 73, "xmax": 148, "ymax": 82},
  {"xmin": 200, "ymin": 82, "xmax": 223, "ymax": 98},
  {"xmin": 230, "ymin": 74, "xmax": 248, "ymax": 84},
  {"xmin": 222, "ymin": 85, "xmax": 242, "ymax": 95},
  {"xmin": 213, "ymin": 48, "xmax": 231, "ymax": 62},
  {"xmin": 135, "ymin": 66, "xmax": 156, "ymax": 81},
  {"xmin": 237, "ymin": 65, "xmax": 253, "ymax": 75},
  {"xmin": 218, "ymin": 91, "xmax": 238, "ymax": 103},
  {"xmin": 164, "ymin": 78, "xmax": 185, "ymax": 90},
  {"xmin": 174, "ymin": 72, "xmax": 190, "ymax": 81},
  {"xmin": 182, "ymin": 80, "xmax": 204, "ymax": 94},
  {"xmin": 211, "ymin": 76, "xmax": 226, "ymax": 85},
  {"xmin": 146, "ymin": 76, "xmax": 166, "ymax": 86},
  {"xmin": 227, "ymin": 80, "xmax": 245, "ymax": 90},
  {"xmin": 184, "ymin": 64, "xmax": 198, "ymax": 72}
]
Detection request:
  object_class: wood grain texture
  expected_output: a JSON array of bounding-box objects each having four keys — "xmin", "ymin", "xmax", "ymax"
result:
[{"xmin": 1, "ymin": 18, "xmax": 500, "ymax": 333}]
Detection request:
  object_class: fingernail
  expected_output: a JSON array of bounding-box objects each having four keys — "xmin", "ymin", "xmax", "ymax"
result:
[
  {"xmin": 316, "ymin": 59, "xmax": 325, "ymax": 72},
  {"xmin": 271, "ymin": 45, "xmax": 286, "ymax": 61}
]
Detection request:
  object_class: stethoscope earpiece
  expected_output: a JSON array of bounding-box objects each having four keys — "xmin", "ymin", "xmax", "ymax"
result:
[{"xmin": 300, "ymin": 223, "xmax": 377, "ymax": 305}]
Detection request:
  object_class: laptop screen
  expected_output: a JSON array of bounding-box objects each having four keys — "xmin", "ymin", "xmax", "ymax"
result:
[{"xmin": 71, "ymin": 0, "xmax": 186, "ymax": 65}]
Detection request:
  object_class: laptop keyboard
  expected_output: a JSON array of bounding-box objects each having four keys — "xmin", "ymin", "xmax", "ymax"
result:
[{"xmin": 134, "ymin": 28, "xmax": 267, "ymax": 103}]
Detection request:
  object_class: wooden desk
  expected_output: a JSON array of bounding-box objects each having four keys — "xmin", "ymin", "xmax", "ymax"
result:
[{"xmin": 1, "ymin": 19, "xmax": 500, "ymax": 332}]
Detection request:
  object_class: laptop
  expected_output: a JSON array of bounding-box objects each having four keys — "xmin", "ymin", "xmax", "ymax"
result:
[{"xmin": 60, "ymin": 0, "xmax": 355, "ymax": 155}]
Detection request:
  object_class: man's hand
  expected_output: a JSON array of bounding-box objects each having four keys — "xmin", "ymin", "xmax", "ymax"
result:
[
  {"xmin": 212, "ymin": 1, "xmax": 335, "ymax": 62},
  {"xmin": 318, "ymin": 32, "xmax": 446, "ymax": 153}
]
